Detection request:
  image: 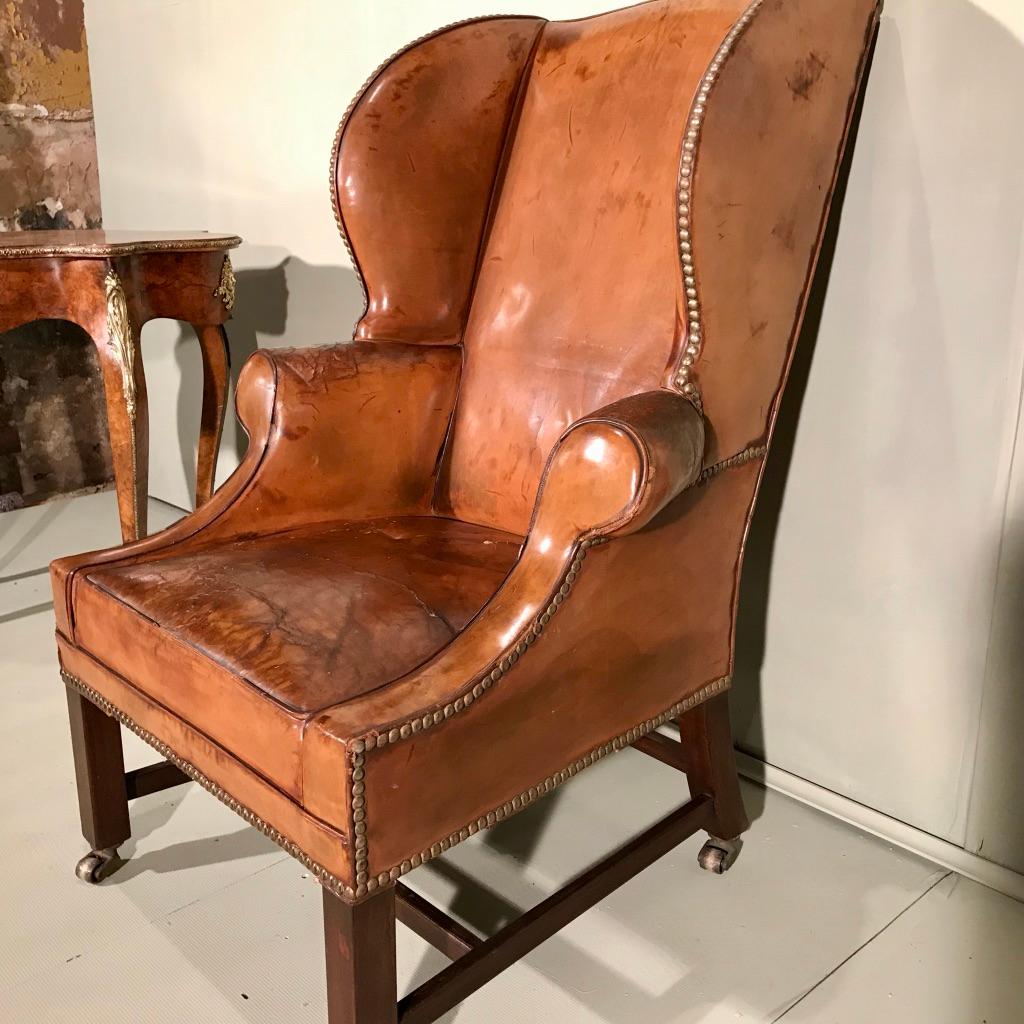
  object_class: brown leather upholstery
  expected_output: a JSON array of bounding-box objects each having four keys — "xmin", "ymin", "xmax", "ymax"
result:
[
  {"xmin": 73, "ymin": 517, "xmax": 521, "ymax": 798},
  {"xmin": 53, "ymin": 0, "xmax": 880, "ymax": 902}
]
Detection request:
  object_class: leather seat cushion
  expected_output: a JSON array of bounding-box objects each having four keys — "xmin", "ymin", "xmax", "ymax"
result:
[{"xmin": 70, "ymin": 516, "xmax": 521, "ymax": 801}]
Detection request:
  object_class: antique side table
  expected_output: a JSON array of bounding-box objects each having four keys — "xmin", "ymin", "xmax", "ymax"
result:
[{"xmin": 0, "ymin": 230, "xmax": 241, "ymax": 540}]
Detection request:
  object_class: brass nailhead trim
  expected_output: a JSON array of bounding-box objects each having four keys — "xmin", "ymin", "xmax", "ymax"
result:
[
  {"xmin": 349, "ymin": 742, "xmax": 370, "ymax": 895},
  {"xmin": 673, "ymin": 0, "xmax": 767, "ymax": 404},
  {"xmin": 697, "ymin": 444, "xmax": 768, "ymax": 486},
  {"xmin": 372, "ymin": 675, "xmax": 732, "ymax": 887},
  {"xmin": 60, "ymin": 669, "xmax": 359, "ymax": 901},
  {"xmin": 63, "ymin": 557, "xmax": 729, "ymax": 904},
  {"xmin": 355, "ymin": 537, "xmax": 603, "ymax": 754}
]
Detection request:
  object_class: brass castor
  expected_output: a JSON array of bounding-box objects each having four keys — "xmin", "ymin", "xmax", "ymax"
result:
[
  {"xmin": 698, "ymin": 836, "xmax": 742, "ymax": 874},
  {"xmin": 75, "ymin": 847, "xmax": 122, "ymax": 884}
]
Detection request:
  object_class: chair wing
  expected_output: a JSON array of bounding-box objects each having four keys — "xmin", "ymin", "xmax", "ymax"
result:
[{"xmin": 331, "ymin": 16, "xmax": 545, "ymax": 345}]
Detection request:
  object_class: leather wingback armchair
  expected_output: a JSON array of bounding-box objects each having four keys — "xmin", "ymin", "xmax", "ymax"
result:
[{"xmin": 51, "ymin": 1, "xmax": 880, "ymax": 1020}]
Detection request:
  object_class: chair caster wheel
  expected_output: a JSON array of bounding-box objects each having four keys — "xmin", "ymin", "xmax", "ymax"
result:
[
  {"xmin": 698, "ymin": 836, "xmax": 742, "ymax": 874},
  {"xmin": 75, "ymin": 847, "xmax": 122, "ymax": 884}
]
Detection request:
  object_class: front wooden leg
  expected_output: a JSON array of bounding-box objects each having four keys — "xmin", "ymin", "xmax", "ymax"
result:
[
  {"xmin": 85, "ymin": 267, "xmax": 149, "ymax": 541},
  {"xmin": 323, "ymin": 886, "xmax": 398, "ymax": 1024},
  {"xmin": 192, "ymin": 323, "xmax": 230, "ymax": 507},
  {"xmin": 66, "ymin": 688, "xmax": 131, "ymax": 883},
  {"xmin": 679, "ymin": 692, "xmax": 750, "ymax": 872}
]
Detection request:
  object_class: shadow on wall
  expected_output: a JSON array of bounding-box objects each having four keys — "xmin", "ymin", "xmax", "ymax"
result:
[
  {"xmin": 171, "ymin": 257, "xmax": 365, "ymax": 502},
  {"xmin": 726, "ymin": 27, "xmax": 877, "ymax": 818},
  {"xmin": 715, "ymin": 14, "xmax": 892, "ymax": 845},
  {"xmin": 732, "ymin": 0, "xmax": 1024, "ymax": 918}
]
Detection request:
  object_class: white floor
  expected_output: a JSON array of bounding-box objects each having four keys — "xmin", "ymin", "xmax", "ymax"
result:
[{"xmin": 2, "ymin": 492, "xmax": 1023, "ymax": 1023}]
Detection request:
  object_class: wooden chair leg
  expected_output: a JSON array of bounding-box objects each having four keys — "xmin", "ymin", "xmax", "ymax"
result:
[
  {"xmin": 324, "ymin": 886, "xmax": 398, "ymax": 1024},
  {"xmin": 678, "ymin": 692, "xmax": 750, "ymax": 873},
  {"xmin": 65, "ymin": 688, "xmax": 131, "ymax": 883}
]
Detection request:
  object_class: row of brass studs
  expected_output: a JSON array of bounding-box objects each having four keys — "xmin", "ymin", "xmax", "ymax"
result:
[
  {"xmin": 674, "ymin": 0, "xmax": 767, "ymax": 402},
  {"xmin": 697, "ymin": 444, "xmax": 768, "ymax": 486},
  {"xmin": 350, "ymin": 537, "xmax": 601, "ymax": 758},
  {"xmin": 350, "ymin": 744, "xmax": 369, "ymax": 892},
  {"xmin": 62, "ymin": 662, "xmax": 729, "ymax": 905},
  {"xmin": 359, "ymin": 675, "xmax": 732, "ymax": 896},
  {"xmin": 60, "ymin": 669, "xmax": 359, "ymax": 900}
]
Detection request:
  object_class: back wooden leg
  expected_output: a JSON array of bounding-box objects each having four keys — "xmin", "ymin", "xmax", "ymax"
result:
[
  {"xmin": 66, "ymin": 688, "xmax": 131, "ymax": 883},
  {"xmin": 192, "ymin": 323, "xmax": 230, "ymax": 508},
  {"xmin": 678, "ymin": 692, "xmax": 750, "ymax": 873},
  {"xmin": 324, "ymin": 886, "xmax": 398, "ymax": 1024}
]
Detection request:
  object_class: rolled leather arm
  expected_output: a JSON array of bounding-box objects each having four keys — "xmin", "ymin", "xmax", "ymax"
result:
[
  {"xmin": 51, "ymin": 341, "xmax": 461, "ymax": 637},
  {"xmin": 215, "ymin": 341, "xmax": 463, "ymax": 535},
  {"xmin": 529, "ymin": 388, "xmax": 705, "ymax": 547},
  {"xmin": 303, "ymin": 389, "xmax": 705, "ymax": 826}
]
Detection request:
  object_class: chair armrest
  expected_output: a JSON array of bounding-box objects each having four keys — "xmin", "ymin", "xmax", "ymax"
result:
[
  {"xmin": 215, "ymin": 341, "xmax": 462, "ymax": 534},
  {"xmin": 528, "ymin": 389, "xmax": 705, "ymax": 549},
  {"xmin": 51, "ymin": 341, "xmax": 461, "ymax": 637},
  {"xmin": 303, "ymin": 390, "xmax": 705, "ymax": 833}
]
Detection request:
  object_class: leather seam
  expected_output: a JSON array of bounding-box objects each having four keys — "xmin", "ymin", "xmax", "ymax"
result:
[
  {"xmin": 78, "ymin": 578, "xmax": 313, "ymax": 725},
  {"xmin": 58, "ymin": 643, "xmax": 307, "ymax": 799},
  {"xmin": 430, "ymin": 18, "xmax": 546, "ymax": 515}
]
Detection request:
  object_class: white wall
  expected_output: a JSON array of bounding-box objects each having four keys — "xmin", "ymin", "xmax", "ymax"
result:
[{"xmin": 84, "ymin": 0, "xmax": 1024, "ymax": 876}]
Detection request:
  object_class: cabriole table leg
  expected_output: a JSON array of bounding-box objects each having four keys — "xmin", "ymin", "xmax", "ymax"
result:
[{"xmin": 192, "ymin": 323, "xmax": 230, "ymax": 507}]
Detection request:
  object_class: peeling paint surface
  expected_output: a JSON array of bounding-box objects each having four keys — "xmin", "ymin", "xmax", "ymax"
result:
[
  {"xmin": 0, "ymin": 321, "xmax": 112, "ymax": 509},
  {"xmin": 0, "ymin": 0, "xmax": 110, "ymax": 508}
]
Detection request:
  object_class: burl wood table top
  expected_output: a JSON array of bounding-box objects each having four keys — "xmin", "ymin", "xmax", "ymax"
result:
[{"xmin": 0, "ymin": 230, "xmax": 242, "ymax": 259}]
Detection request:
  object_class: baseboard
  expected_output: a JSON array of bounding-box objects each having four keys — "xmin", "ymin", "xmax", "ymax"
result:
[{"xmin": 735, "ymin": 750, "xmax": 1024, "ymax": 905}]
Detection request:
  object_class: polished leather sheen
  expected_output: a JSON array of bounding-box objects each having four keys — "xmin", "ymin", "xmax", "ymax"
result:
[
  {"xmin": 336, "ymin": 17, "xmax": 544, "ymax": 345},
  {"xmin": 52, "ymin": 0, "xmax": 880, "ymax": 900},
  {"xmin": 78, "ymin": 517, "xmax": 521, "ymax": 797}
]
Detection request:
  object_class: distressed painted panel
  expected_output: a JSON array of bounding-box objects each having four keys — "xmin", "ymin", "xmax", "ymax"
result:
[
  {"xmin": 0, "ymin": 0, "xmax": 110, "ymax": 509},
  {"xmin": 0, "ymin": 321, "xmax": 112, "ymax": 510}
]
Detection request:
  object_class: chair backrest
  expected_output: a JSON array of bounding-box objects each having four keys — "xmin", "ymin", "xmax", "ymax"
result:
[{"xmin": 333, "ymin": 0, "xmax": 880, "ymax": 536}]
